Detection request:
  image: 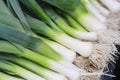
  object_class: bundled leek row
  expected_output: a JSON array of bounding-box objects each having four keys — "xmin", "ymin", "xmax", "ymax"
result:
[
  {"xmin": 0, "ymin": 0, "xmax": 100, "ymax": 75},
  {"xmin": 0, "ymin": 12, "xmax": 75, "ymax": 64},
  {"xmin": 0, "ymin": 0, "xmax": 119, "ymax": 80},
  {"xmin": 26, "ymin": 16, "xmax": 93, "ymax": 57},
  {"xmin": 0, "ymin": 39, "xmax": 81, "ymax": 80},
  {"xmin": 0, "ymin": 0, "xmax": 110, "ymax": 75},
  {"xmin": 19, "ymin": 0, "xmax": 97, "ymax": 40},
  {"xmin": 0, "ymin": 9, "xmax": 92, "ymax": 60},
  {"xmin": 0, "ymin": 2, "xmax": 68, "ymax": 63},
  {"xmin": 7, "ymin": 0, "xmax": 76, "ymax": 62},
  {"xmin": 1, "ymin": 20, "xmax": 78, "ymax": 72},
  {"xmin": 26, "ymin": 12, "xmax": 117, "ymax": 69},
  {"xmin": 0, "ymin": 71, "xmax": 24, "ymax": 80},
  {"xmin": 2, "ymin": 0, "xmax": 79, "ymax": 68},
  {"xmin": 41, "ymin": 0, "xmax": 107, "ymax": 32},
  {"xmin": 0, "ymin": 54, "xmax": 68, "ymax": 80},
  {"xmin": 41, "ymin": 0, "xmax": 120, "ymax": 68},
  {"xmin": 0, "ymin": 38, "xmax": 105, "ymax": 80},
  {"xmin": 19, "ymin": 0, "xmax": 94, "ymax": 57},
  {"xmin": 79, "ymin": 0, "xmax": 120, "ymax": 47},
  {"xmin": 39, "ymin": 3, "xmax": 97, "ymax": 41},
  {"xmin": 0, "ymin": 20, "xmax": 64, "ymax": 62},
  {"xmin": 77, "ymin": 0, "xmax": 120, "ymax": 46},
  {"xmin": 21, "ymin": 0, "xmax": 116, "ymax": 68},
  {"xmin": 1, "ymin": 0, "xmax": 79, "ymax": 72},
  {"xmin": 8, "ymin": 0, "xmax": 92, "ymax": 57}
]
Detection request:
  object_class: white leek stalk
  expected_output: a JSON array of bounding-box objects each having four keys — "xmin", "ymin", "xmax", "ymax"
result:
[
  {"xmin": 15, "ymin": 68, "xmax": 46, "ymax": 80},
  {"xmin": 75, "ymin": 31, "xmax": 97, "ymax": 41},
  {"xmin": 40, "ymin": 37, "xmax": 76, "ymax": 63},
  {"xmin": 77, "ymin": 13, "xmax": 107, "ymax": 32},
  {"xmin": 56, "ymin": 34, "xmax": 93, "ymax": 57},
  {"xmin": 81, "ymin": 0, "xmax": 106, "ymax": 22},
  {"xmin": 90, "ymin": 0, "xmax": 110, "ymax": 16},
  {"xmin": 99, "ymin": 0, "xmax": 120, "ymax": 12},
  {"xmin": 34, "ymin": 36, "xmax": 79, "ymax": 71}
]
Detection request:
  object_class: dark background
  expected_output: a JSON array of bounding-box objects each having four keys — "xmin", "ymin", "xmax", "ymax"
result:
[
  {"xmin": 113, "ymin": 58, "xmax": 120, "ymax": 80},
  {"xmin": 113, "ymin": 46, "xmax": 120, "ymax": 80},
  {"xmin": 101, "ymin": 45, "xmax": 120, "ymax": 80}
]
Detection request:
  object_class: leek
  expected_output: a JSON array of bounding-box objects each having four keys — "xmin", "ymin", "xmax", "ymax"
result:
[
  {"xmin": 0, "ymin": 71, "xmax": 24, "ymax": 80},
  {"xmin": 0, "ymin": 54, "xmax": 68, "ymax": 80},
  {"xmin": 26, "ymin": 16, "xmax": 93, "ymax": 57},
  {"xmin": 81, "ymin": 0, "xmax": 106, "ymax": 22},
  {"xmin": 11, "ymin": 0, "xmax": 93, "ymax": 57},
  {"xmin": 41, "ymin": 0, "xmax": 107, "ymax": 32},
  {"xmin": 8, "ymin": 0, "xmax": 89, "ymax": 56},
  {"xmin": 40, "ymin": 4, "xmax": 97, "ymax": 41},
  {"xmin": 63, "ymin": 13, "xmax": 87, "ymax": 31},
  {"xmin": 8, "ymin": 0, "xmax": 32, "ymax": 35},
  {"xmin": 0, "ymin": 23, "xmax": 64, "ymax": 62},
  {"xmin": 40, "ymin": 37, "xmax": 76, "ymax": 63},
  {"xmin": 0, "ymin": 60, "xmax": 46, "ymax": 80},
  {"xmin": 0, "ymin": 0, "xmax": 13, "ymax": 16},
  {"xmin": 19, "ymin": 0, "xmax": 61, "ymax": 31},
  {"xmin": 99, "ymin": 0, "xmax": 120, "ymax": 12},
  {"xmin": 0, "ymin": 40, "xmax": 83, "ymax": 80},
  {"xmin": 0, "ymin": 0, "xmax": 118, "ymax": 80},
  {"xmin": 0, "ymin": 2, "xmax": 65, "ymax": 61},
  {"xmin": 90, "ymin": 0, "xmax": 110, "ymax": 16},
  {"xmin": 0, "ymin": 23, "xmax": 85, "ymax": 72},
  {"xmin": 20, "ymin": 0, "xmax": 97, "ymax": 41},
  {"xmin": 15, "ymin": 0, "xmax": 93, "ymax": 57},
  {"xmin": 39, "ymin": 1, "xmax": 120, "ymax": 66},
  {"xmin": 7, "ymin": 0, "xmax": 76, "ymax": 62}
]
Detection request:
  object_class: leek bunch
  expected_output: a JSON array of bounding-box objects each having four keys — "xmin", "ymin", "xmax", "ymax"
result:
[{"xmin": 0, "ymin": 0, "xmax": 120, "ymax": 80}]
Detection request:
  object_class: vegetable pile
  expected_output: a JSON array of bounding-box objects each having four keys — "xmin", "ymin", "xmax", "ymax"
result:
[{"xmin": 0, "ymin": 0, "xmax": 120, "ymax": 80}]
